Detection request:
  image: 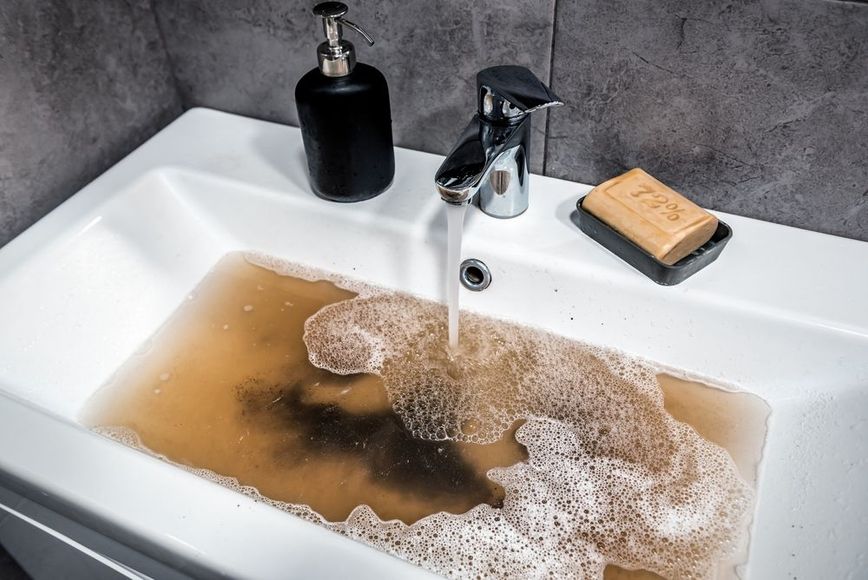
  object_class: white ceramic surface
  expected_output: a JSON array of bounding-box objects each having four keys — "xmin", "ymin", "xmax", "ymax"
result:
[{"xmin": 0, "ymin": 109, "xmax": 866, "ymax": 579}]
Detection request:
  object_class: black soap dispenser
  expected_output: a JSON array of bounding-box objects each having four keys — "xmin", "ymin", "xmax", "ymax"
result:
[{"xmin": 295, "ymin": 2, "xmax": 395, "ymax": 202}]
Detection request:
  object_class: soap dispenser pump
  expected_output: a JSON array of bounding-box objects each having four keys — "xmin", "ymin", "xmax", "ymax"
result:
[{"xmin": 295, "ymin": 2, "xmax": 395, "ymax": 202}]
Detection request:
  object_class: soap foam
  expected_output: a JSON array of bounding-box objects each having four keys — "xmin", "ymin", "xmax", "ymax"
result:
[{"xmin": 299, "ymin": 292, "xmax": 753, "ymax": 578}]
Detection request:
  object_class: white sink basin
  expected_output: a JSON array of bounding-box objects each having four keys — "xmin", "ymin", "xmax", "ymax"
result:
[{"xmin": 0, "ymin": 109, "xmax": 866, "ymax": 579}]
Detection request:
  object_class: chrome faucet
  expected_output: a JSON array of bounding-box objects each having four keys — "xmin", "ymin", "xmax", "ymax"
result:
[{"xmin": 435, "ymin": 66, "xmax": 563, "ymax": 218}]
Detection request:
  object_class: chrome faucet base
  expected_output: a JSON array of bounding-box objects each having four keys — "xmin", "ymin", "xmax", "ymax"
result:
[{"xmin": 477, "ymin": 142, "xmax": 528, "ymax": 218}]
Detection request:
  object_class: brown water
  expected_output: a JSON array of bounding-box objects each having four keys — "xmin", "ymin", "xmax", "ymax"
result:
[{"xmin": 83, "ymin": 252, "xmax": 770, "ymax": 579}]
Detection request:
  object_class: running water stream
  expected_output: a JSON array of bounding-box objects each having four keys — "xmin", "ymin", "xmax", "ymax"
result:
[{"xmin": 445, "ymin": 202, "xmax": 468, "ymax": 351}]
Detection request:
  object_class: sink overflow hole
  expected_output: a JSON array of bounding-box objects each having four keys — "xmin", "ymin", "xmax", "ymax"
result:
[{"xmin": 460, "ymin": 259, "xmax": 492, "ymax": 292}]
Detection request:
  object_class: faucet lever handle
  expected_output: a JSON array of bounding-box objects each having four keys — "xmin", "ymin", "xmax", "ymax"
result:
[{"xmin": 477, "ymin": 65, "xmax": 563, "ymax": 123}]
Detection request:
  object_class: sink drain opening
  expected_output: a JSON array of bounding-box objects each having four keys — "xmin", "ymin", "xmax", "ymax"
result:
[{"xmin": 459, "ymin": 259, "xmax": 492, "ymax": 292}]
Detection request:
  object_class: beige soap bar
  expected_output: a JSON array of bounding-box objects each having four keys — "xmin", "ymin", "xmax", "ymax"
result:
[{"xmin": 584, "ymin": 168, "xmax": 718, "ymax": 265}]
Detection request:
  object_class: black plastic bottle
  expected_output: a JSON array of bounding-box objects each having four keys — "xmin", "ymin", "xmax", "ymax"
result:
[{"xmin": 295, "ymin": 2, "xmax": 394, "ymax": 202}]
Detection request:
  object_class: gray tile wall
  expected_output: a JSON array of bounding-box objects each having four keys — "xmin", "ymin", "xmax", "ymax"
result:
[
  {"xmin": 0, "ymin": 0, "xmax": 182, "ymax": 247},
  {"xmin": 1, "ymin": 0, "xmax": 866, "ymax": 244},
  {"xmin": 152, "ymin": 0, "xmax": 867, "ymax": 241},
  {"xmin": 151, "ymin": 0, "xmax": 557, "ymax": 172},
  {"xmin": 546, "ymin": 0, "xmax": 868, "ymax": 240}
]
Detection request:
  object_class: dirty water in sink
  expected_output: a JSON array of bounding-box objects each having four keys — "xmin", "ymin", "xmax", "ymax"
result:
[{"xmin": 83, "ymin": 252, "xmax": 770, "ymax": 580}]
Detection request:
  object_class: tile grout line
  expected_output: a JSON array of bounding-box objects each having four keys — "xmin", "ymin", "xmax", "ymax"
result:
[
  {"xmin": 148, "ymin": 0, "xmax": 186, "ymax": 111},
  {"xmin": 542, "ymin": 0, "xmax": 560, "ymax": 177}
]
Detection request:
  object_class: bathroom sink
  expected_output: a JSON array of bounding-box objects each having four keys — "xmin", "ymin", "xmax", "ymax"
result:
[{"xmin": 0, "ymin": 109, "xmax": 866, "ymax": 579}]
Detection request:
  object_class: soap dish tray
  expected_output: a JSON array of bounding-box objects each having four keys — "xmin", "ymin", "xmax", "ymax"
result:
[{"xmin": 574, "ymin": 195, "xmax": 732, "ymax": 286}]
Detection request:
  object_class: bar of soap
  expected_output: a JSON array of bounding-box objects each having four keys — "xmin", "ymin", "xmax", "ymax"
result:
[{"xmin": 583, "ymin": 168, "xmax": 718, "ymax": 265}]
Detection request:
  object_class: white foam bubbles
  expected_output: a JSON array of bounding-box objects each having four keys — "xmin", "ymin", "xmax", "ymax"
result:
[{"xmin": 299, "ymin": 291, "xmax": 755, "ymax": 578}]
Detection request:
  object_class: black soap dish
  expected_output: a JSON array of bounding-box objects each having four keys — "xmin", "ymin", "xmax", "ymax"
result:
[{"xmin": 574, "ymin": 195, "xmax": 732, "ymax": 286}]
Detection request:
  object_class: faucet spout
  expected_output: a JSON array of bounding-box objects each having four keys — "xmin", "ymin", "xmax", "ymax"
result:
[
  {"xmin": 433, "ymin": 66, "xmax": 563, "ymax": 219},
  {"xmin": 435, "ymin": 116, "xmax": 527, "ymax": 207}
]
